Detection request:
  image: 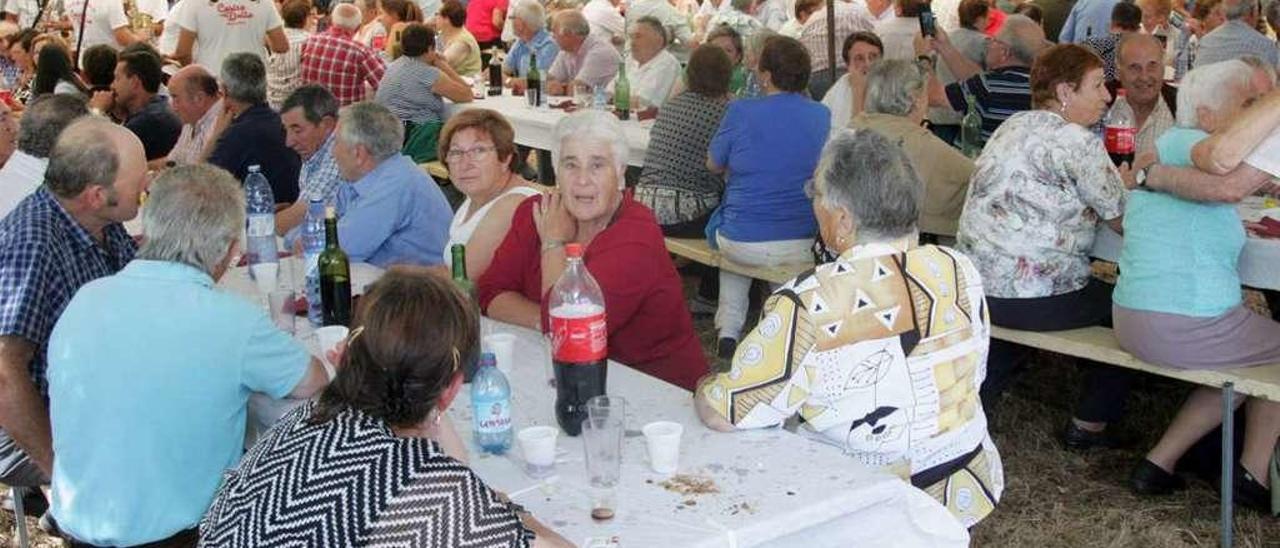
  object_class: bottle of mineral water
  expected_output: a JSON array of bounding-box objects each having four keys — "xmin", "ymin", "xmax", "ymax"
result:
[
  {"xmin": 243, "ymin": 165, "xmax": 278, "ymax": 290},
  {"xmin": 303, "ymin": 195, "xmax": 326, "ymax": 326},
  {"xmin": 471, "ymin": 352, "xmax": 513, "ymax": 454}
]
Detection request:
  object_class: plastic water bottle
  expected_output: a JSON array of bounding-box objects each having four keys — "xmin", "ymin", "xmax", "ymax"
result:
[
  {"xmin": 471, "ymin": 352, "xmax": 513, "ymax": 454},
  {"xmin": 592, "ymin": 85, "xmax": 607, "ymax": 111},
  {"xmin": 243, "ymin": 165, "xmax": 278, "ymax": 289},
  {"xmin": 302, "ymin": 195, "xmax": 326, "ymax": 326}
]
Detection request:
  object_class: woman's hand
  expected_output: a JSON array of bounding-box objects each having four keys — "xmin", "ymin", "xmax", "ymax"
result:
[
  {"xmin": 1118, "ymin": 159, "xmax": 1140, "ymax": 190},
  {"xmin": 533, "ymin": 190, "xmax": 575, "ymax": 245}
]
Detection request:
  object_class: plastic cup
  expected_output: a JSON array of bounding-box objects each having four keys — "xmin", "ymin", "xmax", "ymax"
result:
[
  {"xmin": 268, "ymin": 290, "xmax": 296, "ymax": 334},
  {"xmin": 314, "ymin": 325, "xmax": 349, "ymax": 358},
  {"xmin": 484, "ymin": 333, "xmax": 517, "ymax": 375},
  {"xmin": 517, "ymin": 425, "xmax": 558, "ymax": 478},
  {"xmin": 642, "ymin": 421, "xmax": 683, "ymax": 475},
  {"xmin": 249, "ymin": 262, "xmax": 279, "ymax": 294}
]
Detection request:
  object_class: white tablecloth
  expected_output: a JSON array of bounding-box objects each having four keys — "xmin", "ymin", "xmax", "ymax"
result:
[
  {"xmin": 445, "ymin": 93, "xmax": 654, "ymax": 167},
  {"xmin": 450, "ymin": 321, "xmax": 969, "ymax": 548},
  {"xmin": 1091, "ymin": 195, "xmax": 1280, "ymax": 291}
]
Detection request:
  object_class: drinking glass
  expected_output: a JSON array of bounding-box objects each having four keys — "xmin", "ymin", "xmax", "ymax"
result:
[
  {"xmin": 574, "ymin": 82, "xmax": 593, "ymax": 108},
  {"xmin": 582, "ymin": 395, "xmax": 625, "ymax": 520},
  {"xmin": 268, "ymin": 290, "xmax": 297, "ymax": 335}
]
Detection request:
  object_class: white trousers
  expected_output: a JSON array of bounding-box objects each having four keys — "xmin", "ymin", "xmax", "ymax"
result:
[{"xmin": 714, "ymin": 232, "xmax": 812, "ymax": 340}]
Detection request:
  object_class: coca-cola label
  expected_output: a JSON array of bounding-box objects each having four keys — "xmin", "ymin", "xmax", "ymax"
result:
[
  {"xmin": 473, "ymin": 397, "xmax": 512, "ymax": 434},
  {"xmin": 1104, "ymin": 126, "xmax": 1136, "ymax": 154},
  {"xmin": 551, "ymin": 312, "xmax": 607, "ymax": 362}
]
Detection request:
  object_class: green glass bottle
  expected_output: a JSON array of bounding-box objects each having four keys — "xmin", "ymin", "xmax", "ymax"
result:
[
  {"xmin": 960, "ymin": 92, "xmax": 983, "ymax": 159},
  {"xmin": 451, "ymin": 244, "xmax": 476, "ymax": 299},
  {"xmin": 318, "ymin": 206, "xmax": 352, "ymax": 326},
  {"xmin": 614, "ymin": 60, "xmax": 630, "ymax": 120},
  {"xmin": 526, "ymin": 52, "xmax": 542, "ymax": 107}
]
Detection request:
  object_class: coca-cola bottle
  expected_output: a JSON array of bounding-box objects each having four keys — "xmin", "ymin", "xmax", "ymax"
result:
[
  {"xmin": 1104, "ymin": 89, "xmax": 1136, "ymax": 167},
  {"xmin": 549, "ymin": 243, "xmax": 607, "ymax": 436}
]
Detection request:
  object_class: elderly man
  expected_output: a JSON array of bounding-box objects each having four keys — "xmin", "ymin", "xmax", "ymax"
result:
[
  {"xmin": 0, "ymin": 119, "xmax": 145, "ymax": 496},
  {"xmin": 208, "ymin": 53, "xmax": 301, "ymax": 204},
  {"xmin": 1195, "ymin": 0, "xmax": 1280, "ymax": 67},
  {"xmin": 44, "ymin": 165, "xmax": 333, "ymax": 547},
  {"xmin": 331, "ymin": 102, "xmax": 451, "ymax": 268},
  {"xmin": 611, "ymin": 16, "xmax": 681, "ymax": 108},
  {"xmin": 111, "ymin": 50, "xmax": 182, "ymax": 162},
  {"xmin": 173, "ymin": 0, "xmax": 289, "ymax": 69},
  {"xmin": 799, "ymin": 0, "xmax": 875, "ymax": 98},
  {"xmin": 1110, "ymin": 33, "xmax": 1177, "ymax": 157},
  {"xmin": 626, "ymin": 0, "xmax": 697, "ymax": 59},
  {"xmin": 165, "ymin": 65, "xmax": 223, "ymax": 167},
  {"xmin": 546, "ymin": 9, "xmax": 621, "ymax": 95},
  {"xmin": 504, "ymin": 0, "xmax": 560, "ymax": 80},
  {"xmin": 1080, "ymin": 2, "xmax": 1143, "ymax": 81},
  {"xmin": 708, "ymin": 0, "xmax": 765, "ymax": 43},
  {"xmin": 695, "ymin": 128, "xmax": 1002, "ymax": 528},
  {"xmin": 582, "ymin": 0, "xmax": 626, "ymax": 47},
  {"xmin": 0, "ymin": 95, "xmax": 88, "ymax": 218},
  {"xmin": 924, "ymin": 15, "xmax": 1046, "ymax": 143},
  {"xmin": 1058, "ymin": 0, "xmax": 1121, "ymax": 42},
  {"xmin": 301, "ymin": 3, "xmax": 386, "ymax": 106},
  {"xmin": 852, "ymin": 59, "xmax": 973, "ymax": 238},
  {"xmin": 276, "ymin": 85, "xmax": 342, "ymax": 238}
]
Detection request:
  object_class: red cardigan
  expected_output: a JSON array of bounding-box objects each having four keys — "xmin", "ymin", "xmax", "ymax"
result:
[{"xmin": 478, "ymin": 195, "xmax": 708, "ymax": 391}]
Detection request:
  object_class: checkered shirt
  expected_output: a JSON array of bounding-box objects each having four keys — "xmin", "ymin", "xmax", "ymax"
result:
[
  {"xmin": 301, "ymin": 131, "xmax": 343, "ymax": 203},
  {"xmin": 0, "ymin": 188, "xmax": 137, "ymax": 395},
  {"xmin": 300, "ymin": 26, "xmax": 387, "ymax": 106},
  {"xmin": 799, "ymin": 1, "xmax": 875, "ymax": 73}
]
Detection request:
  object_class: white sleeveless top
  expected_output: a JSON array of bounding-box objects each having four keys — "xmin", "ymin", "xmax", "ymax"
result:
[{"xmin": 443, "ymin": 186, "xmax": 542, "ymax": 268}]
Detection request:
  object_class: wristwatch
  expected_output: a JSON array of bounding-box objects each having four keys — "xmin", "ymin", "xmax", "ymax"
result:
[{"xmin": 1137, "ymin": 165, "xmax": 1151, "ymax": 188}]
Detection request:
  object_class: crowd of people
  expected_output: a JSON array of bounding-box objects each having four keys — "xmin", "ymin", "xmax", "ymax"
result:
[{"xmin": 0, "ymin": 0, "xmax": 1275, "ymax": 544}]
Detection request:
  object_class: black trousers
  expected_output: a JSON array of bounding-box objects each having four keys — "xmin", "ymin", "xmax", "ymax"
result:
[{"xmin": 981, "ymin": 278, "xmax": 1133, "ymax": 423}]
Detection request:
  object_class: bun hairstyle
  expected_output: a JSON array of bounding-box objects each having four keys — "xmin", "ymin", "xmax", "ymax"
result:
[{"xmin": 310, "ymin": 271, "xmax": 479, "ymax": 428}]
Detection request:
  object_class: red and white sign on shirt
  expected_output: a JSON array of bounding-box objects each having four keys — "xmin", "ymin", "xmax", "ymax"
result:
[{"xmin": 175, "ymin": 0, "xmax": 284, "ymax": 70}]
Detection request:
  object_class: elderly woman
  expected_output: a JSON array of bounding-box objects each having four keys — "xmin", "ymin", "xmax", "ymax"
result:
[
  {"xmin": 695, "ymin": 128, "xmax": 1003, "ymax": 528},
  {"xmin": 612, "ymin": 16, "xmax": 681, "ymax": 108},
  {"xmin": 379, "ymin": 0, "xmax": 424, "ymax": 59},
  {"xmin": 706, "ymin": 24, "xmax": 749, "ymax": 96},
  {"xmin": 852, "ymin": 59, "xmax": 973, "ymax": 238},
  {"xmin": 200, "ymin": 271, "xmax": 572, "ymax": 547},
  {"xmin": 440, "ymin": 109, "xmax": 539, "ymax": 279},
  {"xmin": 636, "ymin": 44, "xmax": 733, "ymax": 235},
  {"xmin": 708, "ymin": 35, "xmax": 827, "ymax": 358},
  {"xmin": 958, "ymin": 44, "xmax": 1135, "ymax": 450},
  {"xmin": 821, "ymin": 31, "xmax": 882, "ymax": 134},
  {"xmin": 374, "ymin": 23, "xmax": 472, "ymax": 160},
  {"xmin": 437, "ymin": 0, "xmax": 483, "ymax": 77},
  {"xmin": 478, "ymin": 111, "xmax": 708, "ymax": 391},
  {"xmin": 1112, "ymin": 60, "xmax": 1279, "ymax": 509}
]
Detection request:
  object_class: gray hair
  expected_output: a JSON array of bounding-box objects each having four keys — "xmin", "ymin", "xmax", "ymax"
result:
[
  {"xmin": 44, "ymin": 118, "xmax": 121, "ymax": 198},
  {"xmin": 337, "ymin": 102, "xmax": 404, "ymax": 161},
  {"xmin": 1239, "ymin": 54, "xmax": 1278, "ymax": 86},
  {"xmin": 997, "ymin": 14, "xmax": 1045, "ymax": 65},
  {"xmin": 730, "ymin": 0, "xmax": 754, "ymax": 12},
  {"xmin": 1223, "ymin": 0, "xmax": 1255, "ymax": 20},
  {"xmin": 138, "ymin": 165, "xmax": 245, "ymax": 275},
  {"xmin": 18, "ymin": 94, "xmax": 88, "ymax": 158},
  {"xmin": 814, "ymin": 128, "xmax": 922, "ymax": 242},
  {"xmin": 864, "ymin": 59, "xmax": 927, "ymax": 117},
  {"xmin": 220, "ymin": 53, "xmax": 267, "ymax": 105},
  {"xmin": 1177, "ymin": 60, "xmax": 1254, "ymax": 128},
  {"xmin": 512, "ymin": 0, "xmax": 547, "ymax": 30},
  {"xmin": 635, "ymin": 16, "xmax": 668, "ymax": 47},
  {"xmin": 552, "ymin": 110, "xmax": 628, "ymax": 186},
  {"xmin": 282, "ymin": 84, "xmax": 340, "ymax": 125},
  {"xmin": 553, "ymin": 9, "xmax": 591, "ymax": 36},
  {"xmin": 332, "ymin": 2, "xmax": 363, "ymax": 29}
]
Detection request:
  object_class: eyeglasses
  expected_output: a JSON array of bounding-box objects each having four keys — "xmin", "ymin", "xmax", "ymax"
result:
[{"xmin": 445, "ymin": 145, "xmax": 496, "ymax": 162}]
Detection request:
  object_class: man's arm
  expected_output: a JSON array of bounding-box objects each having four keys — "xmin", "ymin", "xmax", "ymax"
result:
[
  {"xmin": 1191, "ymin": 91, "xmax": 1280, "ymax": 175},
  {"xmin": 266, "ymin": 26, "xmax": 289, "ymax": 54},
  {"xmin": 1146, "ymin": 163, "xmax": 1272, "ymax": 203},
  {"xmin": 112, "ymin": 25, "xmax": 139, "ymax": 47},
  {"xmin": 173, "ymin": 28, "xmax": 197, "ymax": 66},
  {"xmin": 286, "ymin": 357, "xmax": 331, "ymax": 399},
  {"xmin": 0, "ymin": 337, "xmax": 51, "ymax": 476}
]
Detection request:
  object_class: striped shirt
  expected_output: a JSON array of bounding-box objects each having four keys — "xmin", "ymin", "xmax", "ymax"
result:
[
  {"xmin": 267, "ymin": 28, "xmax": 311, "ymax": 110},
  {"xmin": 799, "ymin": 1, "xmax": 875, "ymax": 73},
  {"xmin": 374, "ymin": 56, "xmax": 445, "ymax": 125},
  {"xmin": 944, "ymin": 66, "xmax": 1033, "ymax": 142}
]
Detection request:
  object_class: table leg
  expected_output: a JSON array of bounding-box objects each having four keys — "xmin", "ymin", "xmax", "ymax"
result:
[
  {"xmin": 1220, "ymin": 381, "xmax": 1234, "ymax": 548},
  {"xmin": 536, "ymin": 150, "xmax": 555, "ymax": 186}
]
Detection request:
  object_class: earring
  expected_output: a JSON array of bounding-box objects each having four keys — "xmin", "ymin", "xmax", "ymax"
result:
[{"xmin": 1060, "ymin": 101, "xmax": 1068, "ymax": 114}]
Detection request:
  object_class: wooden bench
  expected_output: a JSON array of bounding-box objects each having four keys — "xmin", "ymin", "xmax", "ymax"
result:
[
  {"xmin": 420, "ymin": 161, "xmax": 450, "ymax": 181},
  {"xmin": 663, "ymin": 237, "xmax": 811, "ymax": 286}
]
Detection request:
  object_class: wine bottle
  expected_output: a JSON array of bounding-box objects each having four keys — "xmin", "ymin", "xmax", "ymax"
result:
[
  {"xmin": 614, "ymin": 60, "xmax": 630, "ymax": 120},
  {"xmin": 526, "ymin": 52, "xmax": 542, "ymax": 107},
  {"xmin": 318, "ymin": 206, "xmax": 352, "ymax": 326},
  {"xmin": 451, "ymin": 244, "xmax": 476, "ymax": 299}
]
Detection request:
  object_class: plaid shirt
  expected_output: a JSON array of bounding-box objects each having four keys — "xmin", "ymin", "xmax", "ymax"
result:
[
  {"xmin": 0, "ymin": 188, "xmax": 137, "ymax": 395},
  {"xmin": 268, "ymin": 28, "xmax": 312, "ymax": 110},
  {"xmin": 300, "ymin": 26, "xmax": 387, "ymax": 106},
  {"xmin": 301, "ymin": 131, "xmax": 343, "ymax": 203},
  {"xmin": 799, "ymin": 1, "xmax": 875, "ymax": 73}
]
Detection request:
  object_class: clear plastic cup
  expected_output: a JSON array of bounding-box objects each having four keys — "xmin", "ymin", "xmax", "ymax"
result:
[
  {"xmin": 268, "ymin": 290, "xmax": 296, "ymax": 334},
  {"xmin": 517, "ymin": 425, "xmax": 558, "ymax": 478}
]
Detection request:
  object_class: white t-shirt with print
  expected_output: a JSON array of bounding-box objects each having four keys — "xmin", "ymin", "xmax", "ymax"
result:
[
  {"xmin": 175, "ymin": 0, "xmax": 283, "ymax": 71},
  {"xmin": 64, "ymin": 0, "xmax": 129, "ymax": 62}
]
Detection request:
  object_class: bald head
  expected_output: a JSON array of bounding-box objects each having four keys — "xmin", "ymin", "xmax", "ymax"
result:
[
  {"xmin": 1117, "ymin": 32, "xmax": 1163, "ymax": 63},
  {"xmin": 332, "ymin": 3, "xmax": 362, "ymax": 30},
  {"xmin": 1116, "ymin": 33, "xmax": 1164, "ymax": 107},
  {"xmin": 169, "ymin": 64, "xmax": 220, "ymax": 125},
  {"xmin": 46, "ymin": 119, "xmax": 144, "ymax": 202}
]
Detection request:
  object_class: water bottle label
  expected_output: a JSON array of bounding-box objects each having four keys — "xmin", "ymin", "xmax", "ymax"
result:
[
  {"xmin": 551, "ymin": 312, "xmax": 607, "ymax": 362},
  {"xmin": 473, "ymin": 397, "xmax": 512, "ymax": 435},
  {"xmin": 247, "ymin": 214, "xmax": 274, "ymax": 238},
  {"xmin": 1104, "ymin": 126, "xmax": 1136, "ymax": 154}
]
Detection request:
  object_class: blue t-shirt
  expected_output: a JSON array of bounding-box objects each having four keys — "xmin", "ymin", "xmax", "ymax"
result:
[
  {"xmin": 1112, "ymin": 127, "xmax": 1246, "ymax": 317},
  {"xmin": 710, "ymin": 92, "xmax": 828, "ymax": 242},
  {"xmin": 46, "ymin": 260, "xmax": 310, "ymax": 546}
]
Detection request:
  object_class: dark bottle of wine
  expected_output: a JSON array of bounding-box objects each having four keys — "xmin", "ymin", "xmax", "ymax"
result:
[
  {"xmin": 526, "ymin": 52, "xmax": 542, "ymax": 107},
  {"xmin": 451, "ymin": 244, "xmax": 476, "ymax": 299},
  {"xmin": 318, "ymin": 206, "xmax": 352, "ymax": 326}
]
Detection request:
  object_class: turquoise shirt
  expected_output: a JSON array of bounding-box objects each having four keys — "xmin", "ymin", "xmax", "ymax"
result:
[
  {"xmin": 1113, "ymin": 127, "xmax": 1246, "ymax": 317},
  {"xmin": 46, "ymin": 260, "xmax": 310, "ymax": 546}
]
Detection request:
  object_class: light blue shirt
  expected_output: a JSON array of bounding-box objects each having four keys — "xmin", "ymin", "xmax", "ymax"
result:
[
  {"xmin": 1058, "ymin": 0, "xmax": 1120, "ymax": 43},
  {"xmin": 1113, "ymin": 127, "xmax": 1246, "ymax": 317},
  {"xmin": 335, "ymin": 153, "xmax": 452, "ymax": 267},
  {"xmin": 46, "ymin": 260, "xmax": 310, "ymax": 546},
  {"xmin": 504, "ymin": 29, "xmax": 559, "ymax": 77},
  {"xmin": 1193, "ymin": 21, "xmax": 1280, "ymax": 68}
]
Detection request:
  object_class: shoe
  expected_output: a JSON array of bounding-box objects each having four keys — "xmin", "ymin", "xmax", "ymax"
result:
[
  {"xmin": 688, "ymin": 296, "xmax": 716, "ymax": 317},
  {"xmin": 1, "ymin": 487, "xmax": 48, "ymax": 517},
  {"xmin": 717, "ymin": 337, "xmax": 738, "ymax": 360},
  {"xmin": 1129, "ymin": 459, "xmax": 1187, "ymax": 495},
  {"xmin": 1060, "ymin": 421, "xmax": 1123, "ymax": 451},
  {"xmin": 1231, "ymin": 462, "xmax": 1273, "ymax": 513}
]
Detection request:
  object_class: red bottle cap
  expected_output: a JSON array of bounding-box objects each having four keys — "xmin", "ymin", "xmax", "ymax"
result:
[{"xmin": 565, "ymin": 243, "xmax": 583, "ymax": 257}]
